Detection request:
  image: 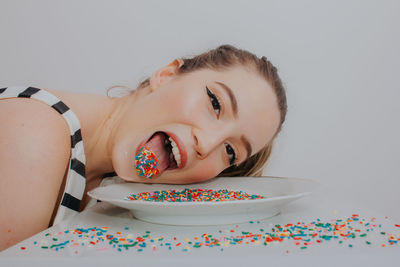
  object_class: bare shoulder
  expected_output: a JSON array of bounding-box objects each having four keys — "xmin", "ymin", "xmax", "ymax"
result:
[{"xmin": 0, "ymin": 97, "xmax": 71, "ymax": 251}]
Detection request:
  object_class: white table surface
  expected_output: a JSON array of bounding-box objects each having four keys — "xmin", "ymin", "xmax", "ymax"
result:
[{"xmin": 1, "ymin": 184, "xmax": 399, "ymax": 267}]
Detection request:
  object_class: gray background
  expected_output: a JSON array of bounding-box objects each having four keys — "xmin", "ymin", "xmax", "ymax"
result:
[{"xmin": 0, "ymin": 0, "xmax": 399, "ymax": 221}]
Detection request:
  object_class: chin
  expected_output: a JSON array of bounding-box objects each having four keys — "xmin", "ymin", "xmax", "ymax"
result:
[{"xmin": 111, "ymin": 143, "xmax": 137, "ymax": 182}]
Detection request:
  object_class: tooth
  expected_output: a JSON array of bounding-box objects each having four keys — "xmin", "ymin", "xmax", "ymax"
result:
[
  {"xmin": 174, "ymin": 154, "xmax": 181, "ymax": 166},
  {"xmin": 175, "ymin": 154, "xmax": 181, "ymax": 166},
  {"xmin": 169, "ymin": 137, "xmax": 181, "ymax": 166},
  {"xmin": 170, "ymin": 140, "xmax": 177, "ymax": 148},
  {"xmin": 172, "ymin": 147, "xmax": 180, "ymax": 163}
]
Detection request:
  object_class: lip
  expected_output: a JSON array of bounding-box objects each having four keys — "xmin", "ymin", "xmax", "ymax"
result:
[{"xmin": 135, "ymin": 131, "xmax": 188, "ymax": 170}]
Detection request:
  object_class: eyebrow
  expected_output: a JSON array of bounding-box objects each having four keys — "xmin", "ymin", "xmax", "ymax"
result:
[
  {"xmin": 241, "ymin": 135, "xmax": 252, "ymax": 160},
  {"xmin": 215, "ymin": 81, "xmax": 238, "ymax": 119}
]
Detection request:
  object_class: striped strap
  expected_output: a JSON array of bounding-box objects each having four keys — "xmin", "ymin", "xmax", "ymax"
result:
[{"xmin": 0, "ymin": 86, "xmax": 87, "ymax": 224}]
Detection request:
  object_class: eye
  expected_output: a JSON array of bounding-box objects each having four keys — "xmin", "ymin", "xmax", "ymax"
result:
[
  {"xmin": 206, "ymin": 86, "xmax": 221, "ymax": 117},
  {"xmin": 224, "ymin": 143, "xmax": 237, "ymax": 165}
]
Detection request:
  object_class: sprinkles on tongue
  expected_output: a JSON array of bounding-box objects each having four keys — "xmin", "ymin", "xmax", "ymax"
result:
[{"xmin": 135, "ymin": 146, "xmax": 160, "ymax": 179}]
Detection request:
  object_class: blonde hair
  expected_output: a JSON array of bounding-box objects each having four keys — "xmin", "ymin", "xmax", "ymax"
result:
[{"xmin": 108, "ymin": 44, "xmax": 287, "ymax": 177}]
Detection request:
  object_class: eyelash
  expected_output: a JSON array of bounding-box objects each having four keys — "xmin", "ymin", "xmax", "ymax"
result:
[
  {"xmin": 225, "ymin": 143, "xmax": 237, "ymax": 165},
  {"xmin": 206, "ymin": 86, "xmax": 237, "ymax": 165},
  {"xmin": 206, "ymin": 86, "xmax": 221, "ymax": 117}
]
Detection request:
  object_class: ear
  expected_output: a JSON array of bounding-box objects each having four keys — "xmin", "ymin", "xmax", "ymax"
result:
[{"xmin": 149, "ymin": 59, "xmax": 184, "ymax": 92}]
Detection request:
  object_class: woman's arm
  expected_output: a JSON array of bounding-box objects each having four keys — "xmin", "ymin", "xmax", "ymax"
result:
[{"xmin": 0, "ymin": 98, "xmax": 71, "ymax": 251}]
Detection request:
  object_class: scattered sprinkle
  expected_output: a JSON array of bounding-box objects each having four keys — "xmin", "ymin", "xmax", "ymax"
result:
[{"xmin": 30, "ymin": 214, "xmax": 399, "ymax": 253}]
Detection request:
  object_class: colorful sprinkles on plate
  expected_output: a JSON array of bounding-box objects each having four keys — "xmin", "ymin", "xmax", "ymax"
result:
[
  {"xmin": 124, "ymin": 188, "xmax": 265, "ymax": 202},
  {"xmin": 135, "ymin": 146, "xmax": 160, "ymax": 179},
  {"xmin": 27, "ymin": 214, "xmax": 400, "ymax": 254}
]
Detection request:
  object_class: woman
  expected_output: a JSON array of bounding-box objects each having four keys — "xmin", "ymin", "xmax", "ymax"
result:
[{"xmin": 0, "ymin": 44, "xmax": 287, "ymax": 251}]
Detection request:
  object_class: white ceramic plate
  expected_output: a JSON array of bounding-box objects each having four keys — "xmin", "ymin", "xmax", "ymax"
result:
[{"xmin": 88, "ymin": 176, "xmax": 320, "ymax": 226}]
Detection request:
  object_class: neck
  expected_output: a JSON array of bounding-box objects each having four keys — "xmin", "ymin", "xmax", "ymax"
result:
[{"xmin": 45, "ymin": 88, "xmax": 131, "ymax": 181}]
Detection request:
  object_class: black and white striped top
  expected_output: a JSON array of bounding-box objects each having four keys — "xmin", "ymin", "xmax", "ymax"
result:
[{"xmin": 0, "ymin": 86, "xmax": 87, "ymax": 225}]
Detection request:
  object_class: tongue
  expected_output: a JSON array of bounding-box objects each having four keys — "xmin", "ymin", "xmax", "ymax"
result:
[
  {"xmin": 135, "ymin": 133, "xmax": 170, "ymax": 179},
  {"xmin": 145, "ymin": 133, "xmax": 170, "ymax": 172}
]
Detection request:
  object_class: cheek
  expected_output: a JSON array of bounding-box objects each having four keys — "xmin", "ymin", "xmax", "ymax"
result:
[{"xmin": 157, "ymin": 90, "xmax": 206, "ymax": 122}]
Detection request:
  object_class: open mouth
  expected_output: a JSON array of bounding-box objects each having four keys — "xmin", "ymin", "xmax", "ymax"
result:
[
  {"xmin": 150, "ymin": 131, "xmax": 181, "ymax": 170},
  {"xmin": 137, "ymin": 131, "xmax": 184, "ymax": 174}
]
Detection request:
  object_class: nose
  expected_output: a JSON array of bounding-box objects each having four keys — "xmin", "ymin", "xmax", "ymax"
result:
[{"xmin": 192, "ymin": 127, "xmax": 228, "ymax": 159}]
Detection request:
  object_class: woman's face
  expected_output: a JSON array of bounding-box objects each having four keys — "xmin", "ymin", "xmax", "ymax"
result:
[{"xmin": 111, "ymin": 60, "xmax": 280, "ymax": 184}]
